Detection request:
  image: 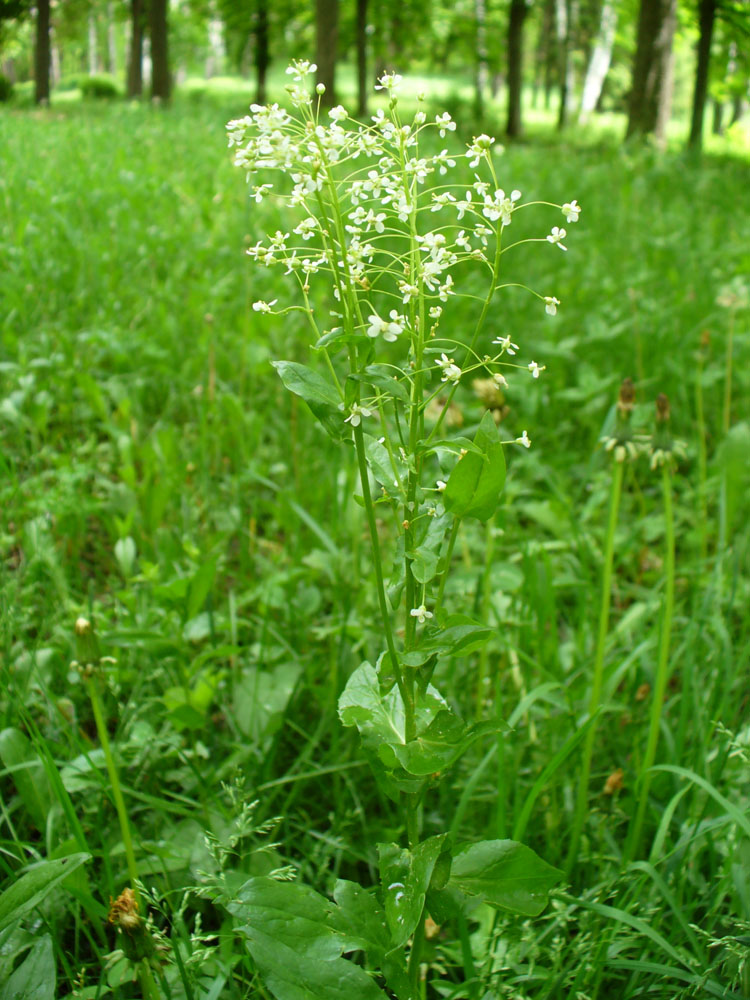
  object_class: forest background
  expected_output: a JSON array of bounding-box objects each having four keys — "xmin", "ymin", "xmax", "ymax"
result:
[{"xmin": 1, "ymin": 1, "xmax": 750, "ymax": 999}]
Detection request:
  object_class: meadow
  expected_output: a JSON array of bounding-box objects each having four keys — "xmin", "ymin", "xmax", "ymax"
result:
[{"xmin": 1, "ymin": 74, "xmax": 750, "ymax": 999}]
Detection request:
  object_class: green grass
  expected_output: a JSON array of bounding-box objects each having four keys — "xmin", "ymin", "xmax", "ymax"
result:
[{"xmin": 1, "ymin": 78, "xmax": 750, "ymax": 999}]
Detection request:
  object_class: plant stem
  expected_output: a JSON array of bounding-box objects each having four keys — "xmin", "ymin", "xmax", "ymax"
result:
[
  {"xmin": 351, "ymin": 423, "xmax": 410, "ymax": 718},
  {"xmin": 565, "ymin": 459, "xmax": 623, "ymax": 877},
  {"xmin": 722, "ymin": 309, "xmax": 734, "ymax": 435},
  {"xmin": 85, "ymin": 675, "xmax": 140, "ymax": 897},
  {"xmin": 694, "ymin": 349, "xmax": 708, "ymax": 565},
  {"xmin": 625, "ymin": 463, "xmax": 675, "ymax": 861},
  {"xmin": 434, "ymin": 518, "xmax": 459, "ymax": 616}
]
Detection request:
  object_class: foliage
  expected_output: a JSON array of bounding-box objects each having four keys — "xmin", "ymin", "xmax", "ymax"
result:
[
  {"xmin": 0, "ymin": 70, "xmax": 12, "ymax": 100},
  {"xmin": 79, "ymin": 72, "xmax": 121, "ymax": 99},
  {"xmin": 0, "ymin": 76, "xmax": 749, "ymax": 999}
]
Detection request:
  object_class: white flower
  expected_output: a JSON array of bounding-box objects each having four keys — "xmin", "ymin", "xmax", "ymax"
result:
[
  {"xmin": 436, "ymin": 480, "xmax": 447, "ymax": 492},
  {"xmin": 285, "ymin": 60, "xmax": 317, "ymax": 82},
  {"xmin": 429, "ymin": 305, "xmax": 443, "ymax": 320},
  {"xmin": 328, "ymin": 105, "xmax": 348, "ymax": 121},
  {"xmin": 367, "ymin": 310, "xmax": 404, "ymax": 341},
  {"xmin": 437, "ymin": 353, "xmax": 461, "ymax": 383},
  {"xmin": 410, "ymin": 604, "xmax": 433, "ymax": 624},
  {"xmin": 252, "ymin": 299, "xmax": 277, "ymax": 312},
  {"xmin": 375, "ymin": 72, "xmax": 403, "ymax": 93},
  {"xmin": 516, "ymin": 430, "xmax": 531, "ymax": 448},
  {"xmin": 482, "ymin": 188, "xmax": 521, "ymax": 225},
  {"xmin": 438, "ymin": 275, "xmax": 455, "ymax": 301},
  {"xmin": 466, "ymin": 133, "xmax": 495, "ymax": 168},
  {"xmin": 398, "ymin": 281, "xmax": 420, "ymax": 303},
  {"xmin": 562, "ymin": 200, "xmax": 580, "ymax": 223},
  {"xmin": 546, "ymin": 226, "xmax": 568, "ymax": 251},
  {"xmin": 528, "ymin": 361, "xmax": 545, "ymax": 378},
  {"xmin": 493, "ymin": 372, "xmax": 508, "ymax": 389},
  {"xmin": 344, "ymin": 403, "xmax": 372, "ymax": 427},
  {"xmin": 435, "ymin": 112, "xmax": 456, "ymax": 137},
  {"xmin": 251, "ymin": 183, "xmax": 273, "ymax": 202},
  {"xmin": 492, "ymin": 335, "xmax": 518, "ymax": 356},
  {"xmin": 294, "ymin": 217, "xmax": 318, "ymax": 240},
  {"xmin": 544, "ymin": 296, "xmax": 560, "ymax": 315},
  {"xmin": 455, "ymin": 192, "xmax": 473, "ymax": 220}
]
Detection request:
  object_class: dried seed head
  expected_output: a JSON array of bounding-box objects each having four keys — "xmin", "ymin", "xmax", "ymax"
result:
[
  {"xmin": 656, "ymin": 393, "xmax": 670, "ymax": 423},
  {"xmin": 108, "ymin": 888, "xmax": 141, "ymax": 933},
  {"xmin": 603, "ymin": 768, "xmax": 624, "ymax": 795},
  {"xmin": 617, "ymin": 377, "xmax": 635, "ymax": 415}
]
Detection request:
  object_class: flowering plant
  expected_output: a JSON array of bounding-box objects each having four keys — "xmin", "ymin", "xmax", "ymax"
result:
[{"xmin": 221, "ymin": 61, "xmax": 580, "ymax": 999}]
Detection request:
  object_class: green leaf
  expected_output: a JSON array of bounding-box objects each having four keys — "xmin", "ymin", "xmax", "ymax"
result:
[
  {"xmin": 0, "ymin": 854, "xmax": 90, "ymax": 934},
  {"xmin": 227, "ymin": 877, "xmax": 388, "ymax": 1000},
  {"xmin": 379, "ymin": 712, "xmax": 500, "ymax": 776},
  {"xmin": 365, "ymin": 435, "xmax": 402, "ymax": 494},
  {"xmin": 435, "ymin": 840, "xmax": 562, "ymax": 918},
  {"xmin": 0, "ymin": 728, "xmax": 52, "ymax": 832},
  {"xmin": 421, "ymin": 615, "xmax": 494, "ymax": 657},
  {"xmin": 338, "ymin": 662, "xmax": 446, "ymax": 756},
  {"xmin": 272, "ymin": 361, "xmax": 344, "ymax": 440},
  {"xmin": 352, "ymin": 366, "xmax": 410, "ymax": 404},
  {"xmin": 378, "ymin": 835, "xmax": 446, "ymax": 948},
  {"xmin": 332, "ymin": 880, "xmax": 390, "ymax": 955},
  {"xmin": 233, "ymin": 662, "xmax": 302, "ymax": 749},
  {"xmin": 0, "ymin": 935, "xmax": 55, "ymax": 1000},
  {"xmin": 443, "ymin": 411, "xmax": 506, "ymax": 521}
]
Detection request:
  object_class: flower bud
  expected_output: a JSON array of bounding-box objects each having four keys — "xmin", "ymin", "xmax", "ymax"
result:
[{"xmin": 316, "ymin": 83, "xmax": 326, "ymax": 95}]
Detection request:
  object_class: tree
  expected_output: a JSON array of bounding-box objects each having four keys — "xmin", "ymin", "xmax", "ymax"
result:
[
  {"xmin": 150, "ymin": 0, "xmax": 170, "ymax": 101},
  {"xmin": 625, "ymin": 0, "xmax": 677, "ymax": 142},
  {"xmin": 474, "ymin": 0, "xmax": 488, "ymax": 118},
  {"xmin": 579, "ymin": 0, "xmax": 617, "ymax": 123},
  {"xmin": 356, "ymin": 0, "xmax": 367, "ymax": 115},
  {"xmin": 35, "ymin": 0, "xmax": 50, "ymax": 102},
  {"xmin": 506, "ymin": 0, "xmax": 527, "ymax": 137},
  {"xmin": 127, "ymin": 0, "xmax": 144, "ymax": 96},
  {"xmin": 315, "ymin": 0, "xmax": 338, "ymax": 106},
  {"xmin": 688, "ymin": 0, "xmax": 718, "ymax": 149}
]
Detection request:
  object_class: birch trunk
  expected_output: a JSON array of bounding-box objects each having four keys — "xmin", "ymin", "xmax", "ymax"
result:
[{"xmin": 579, "ymin": 0, "xmax": 616, "ymax": 123}]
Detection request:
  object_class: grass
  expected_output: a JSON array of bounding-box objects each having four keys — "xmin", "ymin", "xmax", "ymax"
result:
[{"xmin": 1, "ymin": 74, "xmax": 750, "ymax": 998}]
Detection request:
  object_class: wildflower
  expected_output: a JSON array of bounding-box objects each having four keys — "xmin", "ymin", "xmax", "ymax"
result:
[
  {"xmin": 366, "ymin": 311, "xmax": 405, "ymax": 342},
  {"xmin": 492, "ymin": 335, "xmax": 518, "ymax": 356},
  {"xmin": 516, "ymin": 430, "xmax": 531, "ymax": 448},
  {"xmin": 252, "ymin": 299, "xmax": 278, "ymax": 313},
  {"xmin": 436, "ymin": 353, "xmax": 461, "ymax": 383},
  {"xmin": 528, "ymin": 361, "xmax": 546, "ymax": 378},
  {"xmin": 375, "ymin": 72, "xmax": 403, "ymax": 93},
  {"xmin": 398, "ymin": 281, "xmax": 420, "ymax": 303},
  {"xmin": 544, "ymin": 296, "xmax": 560, "ymax": 315},
  {"xmin": 482, "ymin": 188, "xmax": 521, "ymax": 226},
  {"xmin": 294, "ymin": 217, "xmax": 318, "ymax": 240},
  {"xmin": 546, "ymin": 227, "xmax": 568, "ymax": 251},
  {"xmin": 493, "ymin": 372, "xmax": 508, "ymax": 389},
  {"xmin": 328, "ymin": 105, "xmax": 348, "ymax": 121},
  {"xmin": 435, "ymin": 112, "xmax": 456, "ymax": 137},
  {"xmin": 436, "ymin": 480, "xmax": 447, "ymax": 492},
  {"xmin": 251, "ymin": 184, "xmax": 273, "ymax": 202},
  {"xmin": 600, "ymin": 377, "xmax": 639, "ymax": 463},
  {"xmin": 562, "ymin": 200, "xmax": 581, "ymax": 223},
  {"xmin": 649, "ymin": 392, "xmax": 687, "ymax": 469},
  {"xmin": 429, "ymin": 306, "xmax": 443, "ymax": 320},
  {"xmin": 438, "ymin": 275, "xmax": 455, "ymax": 301},
  {"xmin": 285, "ymin": 60, "xmax": 317, "ymax": 82},
  {"xmin": 455, "ymin": 192, "xmax": 473, "ymax": 220},
  {"xmin": 410, "ymin": 605, "xmax": 433, "ymax": 624},
  {"xmin": 344, "ymin": 403, "xmax": 372, "ymax": 427},
  {"xmin": 466, "ymin": 134, "xmax": 495, "ymax": 168}
]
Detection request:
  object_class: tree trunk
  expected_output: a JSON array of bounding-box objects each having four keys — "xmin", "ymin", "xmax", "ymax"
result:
[
  {"xmin": 149, "ymin": 0, "xmax": 170, "ymax": 102},
  {"xmin": 506, "ymin": 0, "xmax": 527, "ymax": 137},
  {"xmin": 625, "ymin": 0, "xmax": 677, "ymax": 142},
  {"xmin": 356, "ymin": 0, "xmax": 368, "ymax": 116},
  {"xmin": 730, "ymin": 93, "xmax": 746, "ymax": 126},
  {"xmin": 555, "ymin": 0, "xmax": 576, "ymax": 129},
  {"xmin": 532, "ymin": 0, "xmax": 554, "ymax": 109},
  {"xmin": 315, "ymin": 0, "xmax": 338, "ymax": 107},
  {"xmin": 712, "ymin": 98, "xmax": 724, "ymax": 135},
  {"xmin": 107, "ymin": 3, "xmax": 117, "ymax": 74},
  {"xmin": 255, "ymin": 0, "xmax": 269, "ymax": 104},
  {"xmin": 50, "ymin": 30, "xmax": 61, "ymax": 86},
  {"xmin": 88, "ymin": 11, "xmax": 98, "ymax": 75},
  {"xmin": 34, "ymin": 0, "xmax": 50, "ymax": 104},
  {"xmin": 579, "ymin": 0, "xmax": 616, "ymax": 123},
  {"xmin": 127, "ymin": 0, "xmax": 143, "ymax": 97},
  {"xmin": 687, "ymin": 0, "xmax": 716, "ymax": 149},
  {"xmin": 474, "ymin": 0, "xmax": 488, "ymax": 118}
]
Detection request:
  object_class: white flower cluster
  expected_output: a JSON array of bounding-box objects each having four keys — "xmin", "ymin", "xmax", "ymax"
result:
[{"xmin": 230, "ymin": 61, "xmax": 581, "ymax": 433}]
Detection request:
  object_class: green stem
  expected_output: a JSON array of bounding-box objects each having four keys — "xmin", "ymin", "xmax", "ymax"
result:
[
  {"xmin": 565, "ymin": 459, "xmax": 624, "ymax": 877},
  {"xmin": 351, "ymin": 423, "xmax": 410, "ymax": 717},
  {"xmin": 475, "ymin": 518, "xmax": 496, "ymax": 721},
  {"xmin": 722, "ymin": 310, "xmax": 734, "ymax": 435},
  {"xmin": 434, "ymin": 518, "xmax": 459, "ymax": 616},
  {"xmin": 695, "ymin": 351, "xmax": 708, "ymax": 565},
  {"xmin": 86, "ymin": 676, "xmax": 140, "ymax": 896},
  {"xmin": 625, "ymin": 464, "xmax": 675, "ymax": 861}
]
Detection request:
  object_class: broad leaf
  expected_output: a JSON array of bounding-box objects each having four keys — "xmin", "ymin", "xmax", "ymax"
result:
[
  {"xmin": 0, "ymin": 854, "xmax": 90, "ymax": 934},
  {"xmin": 0, "ymin": 935, "xmax": 55, "ymax": 1000},
  {"xmin": 443, "ymin": 411, "xmax": 506, "ymax": 521},
  {"xmin": 365, "ymin": 435, "xmax": 403, "ymax": 494},
  {"xmin": 378, "ymin": 835, "xmax": 446, "ymax": 948},
  {"xmin": 228, "ymin": 877, "xmax": 388, "ymax": 1000},
  {"xmin": 272, "ymin": 361, "xmax": 344, "ymax": 440},
  {"xmin": 429, "ymin": 840, "xmax": 561, "ymax": 920},
  {"xmin": 352, "ymin": 366, "xmax": 410, "ymax": 404},
  {"xmin": 379, "ymin": 712, "xmax": 500, "ymax": 776}
]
